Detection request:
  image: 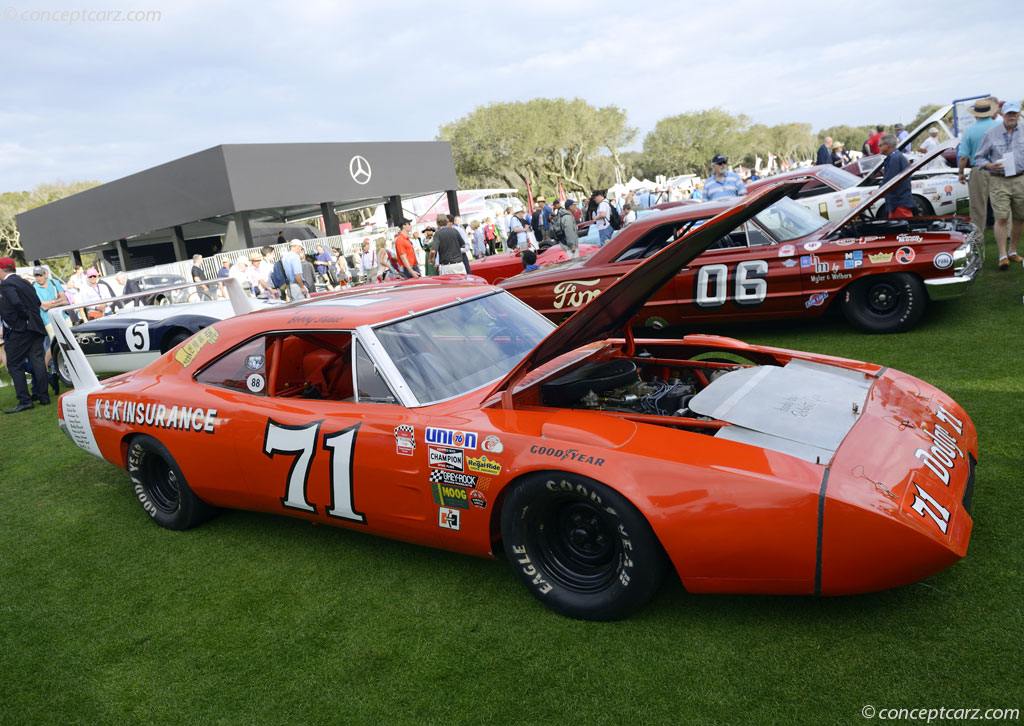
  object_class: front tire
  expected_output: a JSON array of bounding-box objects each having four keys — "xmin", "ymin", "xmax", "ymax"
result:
[
  {"xmin": 126, "ymin": 435, "xmax": 217, "ymax": 530},
  {"xmin": 842, "ymin": 273, "xmax": 927, "ymax": 333},
  {"xmin": 500, "ymin": 472, "xmax": 666, "ymax": 620}
]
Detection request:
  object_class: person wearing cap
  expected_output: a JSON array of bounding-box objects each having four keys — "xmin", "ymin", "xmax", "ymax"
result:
[
  {"xmin": 919, "ymin": 127, "xmax": 941, "ymax": 155},
  {"xmin": 704, "ymin": 155, "xmax": 747, "ymax": 202},
  {"xmin": 815, "ymin": 137, "xmax": 833, "ymax": 166},
  {"xmin": 394, "ymin": 219, "xmax": 420, "ymax": 278},
  {"xmin": 281, "ymin": 240, "xmax": 308, "ymax": 299},
  {"xmin": 895, "ymin": 123, "xmax": 909, "ymax": 146},
  {"xmin": 78, "ymin": 267, "xmax": 113, "ymax": 318},
  {"xmin": 32, "ymin": 266, "xmax": 68, "ymax": 393},
  {"xmin": 974, "ymin": 100, "xmax": 1024, "ymax": 270},
  {"xmin": 0, "ymin": 257, "xmax": 49, "ymax": 412},
  {"xmin": 958, "ymin": 97, "xmax": 1002, "ymax": 240},
  {"xmin": 508, "ymin": 209, "xmax": 529, "ymax": 251},
  {"xmin": 831, "ymin": 141, "xmax": 850, "ymax": 167},
  {"xmin": 553, "ymin": 199, "xmax": 579, "ymax": 258},
  {"xmin": 591, "ymin": 190, "xmax": 613, "ymax": 245}
]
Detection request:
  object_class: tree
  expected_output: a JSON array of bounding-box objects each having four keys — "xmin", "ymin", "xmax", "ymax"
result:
[
  {"xmin": 0, "ymin": 181, "xmax": 100, "ymax": 264},
  {"xmin": 438, "ymin": 98, "xmax": 636, "ymax": 200},
  {"xmin": 818, "ymin": 124, "xmax": 876, "ymax": 153},
  {"xmin": 641, "ymin": 108, "xmax": 752, "ymax": 177}
]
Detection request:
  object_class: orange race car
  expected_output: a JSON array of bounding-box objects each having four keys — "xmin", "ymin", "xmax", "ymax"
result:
[{"xmin": 53, "ymin": 182, "xmax": 977, "ymax": 620}]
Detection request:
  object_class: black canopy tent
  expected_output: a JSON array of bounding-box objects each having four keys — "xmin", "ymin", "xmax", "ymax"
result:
[{"xmin": 17, "ymin": 141, "xmax": 461, "ymax": 269}]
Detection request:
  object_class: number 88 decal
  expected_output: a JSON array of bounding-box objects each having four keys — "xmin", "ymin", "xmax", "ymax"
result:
[{"xmin": 694, "ymin": 260, "xmax": 768, "ymax": 309}]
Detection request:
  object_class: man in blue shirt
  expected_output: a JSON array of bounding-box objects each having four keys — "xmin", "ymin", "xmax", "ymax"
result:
[
  {"xmin": 970, "ymin": 100, "xmax": 1024, "ymax": 269},
  {"xmin": 281, "ymin": 240, "xmax": 308, "ymax": 300},
  {"xmin": 704, "ymin": 155, "xmax": 746, "ymax": 201},
  {"xmin": 958, "ymin": 98, "xmax": 1001, "ymax": 239},
  {"xmin": 878, "ymin": 134, "xmax": 914, "ymax": 218}
]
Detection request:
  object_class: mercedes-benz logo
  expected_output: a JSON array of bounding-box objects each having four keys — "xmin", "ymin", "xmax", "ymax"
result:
[{"xmin": 349, "ymin": 155, "xmax": 372, "ymax": 185}]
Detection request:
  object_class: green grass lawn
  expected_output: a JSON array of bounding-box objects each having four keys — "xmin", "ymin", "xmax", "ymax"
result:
[{"xmin": 1, "ymin": 235, "xmax": 1022, "ymax": 725}]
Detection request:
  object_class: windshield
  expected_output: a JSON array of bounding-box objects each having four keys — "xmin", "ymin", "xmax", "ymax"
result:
[
  {"xmin": 753, "ymin": 197, "xmax": 828, "ymax": 242},
  {"xmin": 817, "ymin": 166, "xmax": 862, "ymax": 190},
  {"xmin": 372, "ymin": 291, "xmax": 555, "ymax": 404}
]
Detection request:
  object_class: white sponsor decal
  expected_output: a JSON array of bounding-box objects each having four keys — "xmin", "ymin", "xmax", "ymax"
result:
[
  {"xmin": 803, "ymin": 241, "xmax": 822, "ymax": 252},
  {"xmin": 425, "ymin": 427, "xmax": 478, "ymax": 449},
  {"xmin": 438, "ymin": 507, "xmax": 460, "ymax": 530},
  {"xmin": 552, "ymin": 279, "xmax": 603, "ymax": 309},
  {"xmin": 92, "ymin": 398, "xmax": 218, "ymax": 433},
  {"xmin": 481, "ymin": 435, "xmax": 504, "ymax": 453},
  {"xmin": 934, "ymin": 252, "xmax": 953, "ymax": 270},
  {"xmin": 246, "ymin": 373, "xmax": 265, "ymax": 393}
]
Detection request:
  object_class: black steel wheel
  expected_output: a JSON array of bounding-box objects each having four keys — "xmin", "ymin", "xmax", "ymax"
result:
[
  {"xmin": 126, "ymin": 435, "xmax": 217, "ymax": 530},
  {"xmin": 501, "ymin": 472, "xmax": 666, "ymax": 620},
  {"xmin": 842, "ymin": 273, "xmax": 926, "ymax": 333}
]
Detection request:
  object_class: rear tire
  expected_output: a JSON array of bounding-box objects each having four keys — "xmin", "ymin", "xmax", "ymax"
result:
[
  {"xmin": 126, "ymin": 435, "xmax": 217, "ymax": 530},
  {"xmin": 842, "ymin": 273, "xmax": 926, "ymax": 333},
  {"xmin": 51, "ymin": 339, "xmax": 74, "ymax": 387},
  {"xmin": 913, "ymin": 195, "xmax": 934, "ymax": 216},
  {"xmin": 500, "ymin": 472, "xmax": 666, "ymax": 620}
]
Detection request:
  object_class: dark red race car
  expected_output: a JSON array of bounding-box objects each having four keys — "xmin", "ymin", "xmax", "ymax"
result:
[
  {"xmin": 499, "ymin": 150, "xmax": 981, "ymax": 334},
  {"xmin": 470, "ymin": 243, "xmax": 600, "ymax": 284}
]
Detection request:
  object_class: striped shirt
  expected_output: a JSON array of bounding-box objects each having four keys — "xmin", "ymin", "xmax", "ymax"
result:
[{"xmin": 704, "ymin": 172, "xmax": 747, "ymax": 201}]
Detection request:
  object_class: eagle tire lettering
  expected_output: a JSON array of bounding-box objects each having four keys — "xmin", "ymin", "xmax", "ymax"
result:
[
  {"xmin": 500, "ymin": 472, "xmax": 666, "ymax": 620},
  {"xmin": 126, "ymin": 435, "xmax": 217, "ymax": 530}
]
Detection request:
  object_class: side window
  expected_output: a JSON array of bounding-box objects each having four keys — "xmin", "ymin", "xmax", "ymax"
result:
[
  {"xmin": 745, "ymin": 222, "xmax": 774, "ymax": 247},
  {"xmin": 354, "ymin": 341, "xmax": 397, "ymax": 404},
  {"xmin": 269, "ymin": 332, "xmax": 355, "ymax": 400},
  {"xmin": 195, "ymin": 337, "xmax": 268, "ymax": 396},
  {"xmin": 615, "ymin": 223, "xmax": 693, "ymax": 262}
]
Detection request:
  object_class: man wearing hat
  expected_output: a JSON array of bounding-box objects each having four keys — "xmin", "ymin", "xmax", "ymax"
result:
[
  {"xmin": 0, "ymin": 257, "xmax": 49, "ymax": 412},
  {"xmin": 831, "ymin": 141, "xmax": 850, "ymax": 167},
  {"xmin": 958, "ymin": 97, "xmax": 1002, "ymax": 241},
  {"xmin": 553, "ymin": 199, "xmax": 580, "ymax": 258},
  {"xmin": 974, "ymin": 100, "xmax": 1024, "ymax": 269},
  {"xmin": 920, "ymin": 127, "xmax": 941, "ymax": 155},
  {"xmin": 508, "ymin": 209, "xmax": 529, "ymax": 251},
  {"xmin": 281, "ymin": 240, "xmax": 308, "ymax": 299},
  {"xmin": 704, "ymin": 155, "xmax": 747, "ymax": 202},
  {"xmin": 895, "ymin": 123, "xmax": 909, "ymax": 146}
]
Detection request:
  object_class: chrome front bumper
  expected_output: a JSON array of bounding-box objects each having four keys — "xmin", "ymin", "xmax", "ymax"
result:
[{"xmin": 925, "ymin": 225, "xmax": 983, "ymax": 302}]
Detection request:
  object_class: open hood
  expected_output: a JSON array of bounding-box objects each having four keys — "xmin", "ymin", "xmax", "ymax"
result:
[
  {"xmin": 854, "ymin": 105, "xmax": 956, "ymax": 175},
  {"xmin": 493, "ymin": 181, "xmax": 805, "ymax": 395},
  {"xmin": 828, "ymin": 139, "xmax": 957, "ymax": 236}
]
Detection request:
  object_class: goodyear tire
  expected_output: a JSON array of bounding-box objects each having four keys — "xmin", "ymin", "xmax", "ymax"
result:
[
  {"xmin": 126, "ymin": 435, "xmax": 217, "ymax": 530},
  {"xmin": 500, "ymin": 472, "xmax": 666, "ymax": 620},
  {"xmin": 842, "ymin": 273, "xmax": 926, "ymax": 334}
]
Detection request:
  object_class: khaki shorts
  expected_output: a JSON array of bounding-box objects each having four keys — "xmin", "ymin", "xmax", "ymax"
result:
[{"xmin": 988, "ymin": 173, "xmax": 1024, "ymax": 220}]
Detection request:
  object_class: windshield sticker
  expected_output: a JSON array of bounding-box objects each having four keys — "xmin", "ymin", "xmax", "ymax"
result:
[
  {"xmin": 425, "ymin": 427, "xmax": 478, "ymax": 449},
  {"xmin": 245, "ymin": 355, "xmax": 265, "ymax": 371},
  {"xmin": 429, "ymin": 446, "xmax": 464, "ymax": 472},
  {"xmin": 934, "ymin": 252, "xmax": 953, "ymax": 270},
  {"xmin": 467, "ymin": 455, "xmax": 502, "ymax": 475},
  {"xmin": 395, "ymin": 425, "xmax": 415, "ymax": 455},
  {"xmin": 552, "ymin": 279, "xmax": 603, "ymax": 309},
  {"xmin": 93, "ymin": 399, "xmax": 218, "ymax": 433},
  {"xmin": 869, "ymin": 252, "xmax": 894, "ymax": 264},
  {"xmin": 173, "ymin": 327, "xmax": 219, "ymax": 368},
  {"xmin": 246, "ymin": 373, "xmax": 266, "ymax": 393},
  {"xmin": 896, "ymin": 246, "xmax": 916, "ymax": 264},
  {"xmin": 805, "ymin": 293, "xmax": 828, "ymax": 308}
]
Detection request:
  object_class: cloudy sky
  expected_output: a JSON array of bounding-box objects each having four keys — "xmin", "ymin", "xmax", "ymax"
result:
[{"xmin": 1, "ymin": 0, "xmax": 1019, "ymax": 191}]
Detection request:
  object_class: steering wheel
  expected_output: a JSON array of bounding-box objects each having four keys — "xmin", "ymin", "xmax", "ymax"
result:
[{"xmin": 486, "ymin": 326, "xmax": 518, "ymax": 345}]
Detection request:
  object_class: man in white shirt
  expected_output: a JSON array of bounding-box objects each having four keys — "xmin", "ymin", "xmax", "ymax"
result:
[
  {"xmin": 360, "ymin": 239, "xmax": 376, "ymax": 283},
  {"xmin": 919, "ymin": 127, "xmax": 940, "ymax": 154},
  {"xmin": 593, "ymin": 190, "xmax": 613, "ymax": 245}
]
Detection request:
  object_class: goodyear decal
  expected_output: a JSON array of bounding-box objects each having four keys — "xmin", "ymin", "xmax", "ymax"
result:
[
  {"xmin": 467, "ymin": 455, "xmax": 502, "ymax": 475},
  {"xmin": 425, "ymin": 427, "xmax": 477, "ymax": 449},
  {"xmin": 529, "ymin": 446, "xmax": 605, "ymax": 467},
  {"xmin": 432, "ymin": 482, "xmax": 470, "ymax": 510},
  {"xmin": 173, "ymin": 327, "xmax": 219, "ymax": 368},
  {"xmin": 93, "ymin": 399, "xmax": 217, "ymax": 433}
]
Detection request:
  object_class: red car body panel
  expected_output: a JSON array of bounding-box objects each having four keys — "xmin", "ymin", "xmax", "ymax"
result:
[{"xmin": 469, "ymin": 243, "xmax": 600, "ymax": 284}]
